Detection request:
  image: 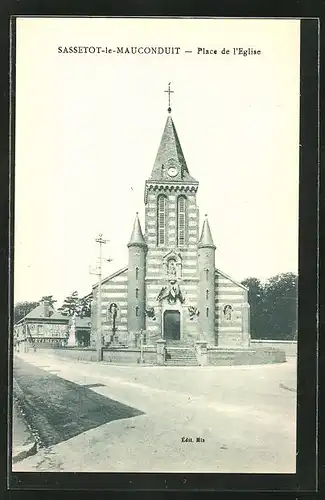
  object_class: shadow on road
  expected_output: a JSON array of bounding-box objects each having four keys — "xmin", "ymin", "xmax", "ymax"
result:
[{"xmin": 13, "ymin": 358, "xmax": 144, "ymax": 448}]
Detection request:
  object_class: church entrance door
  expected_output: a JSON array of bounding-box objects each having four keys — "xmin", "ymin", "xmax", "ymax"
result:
[{"xmin": 163, "ymin": 310, "xmax": 180, "ymax": 341}]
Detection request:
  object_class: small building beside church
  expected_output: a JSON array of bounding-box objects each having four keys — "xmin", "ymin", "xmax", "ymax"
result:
[
  {"xmin": 14, "ymin": 300, "xmax": 91, "ymax": 348},
  {"xmin": 91, "ymin": 108, "xmax": 250, "ymax": 350},
  {"xmin": 14, "ymin": 300, "xmax": 69, "ymax": 347}
]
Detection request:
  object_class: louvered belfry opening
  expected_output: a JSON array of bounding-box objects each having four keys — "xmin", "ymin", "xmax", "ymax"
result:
[
  {"xmin": 157, "ymin": 194, "xmax": 167, "ymax": 246},
  {"xmin": 177, "ymin": 195, "xmax": 186, "ymax": 246}
]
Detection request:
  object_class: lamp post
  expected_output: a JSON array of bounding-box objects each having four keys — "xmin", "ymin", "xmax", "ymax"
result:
[{"xmin": 89, "ymin": 233, "xmax": 112, "ymax": 362}]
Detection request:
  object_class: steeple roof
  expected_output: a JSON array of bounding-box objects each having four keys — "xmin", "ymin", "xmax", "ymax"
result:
[
  {"xmin": 127, "ymin": 213, "xmax": 147, "ymax": 248},
  {"xmin": 198, "ymin": 215, "xmax": 216, "ymax": 249},
  {"xmin": 149, "ymin": 115, "xmax": 197, "ymax": 182}
]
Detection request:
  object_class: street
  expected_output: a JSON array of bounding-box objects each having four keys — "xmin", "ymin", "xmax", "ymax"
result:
[{"xmin": 12, "ymin": 351, "xmax": 297, "ymax": 473}]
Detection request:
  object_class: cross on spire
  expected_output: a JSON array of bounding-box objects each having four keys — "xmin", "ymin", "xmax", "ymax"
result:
[{"xmin": 164, "ymin": 82, "xmax": 174, "ymax": 114}]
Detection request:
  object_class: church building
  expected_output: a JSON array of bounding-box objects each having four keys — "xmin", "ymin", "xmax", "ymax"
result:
[{"xmin": 91, "ymin": 103, "xmax": 250, "ymax": 350}]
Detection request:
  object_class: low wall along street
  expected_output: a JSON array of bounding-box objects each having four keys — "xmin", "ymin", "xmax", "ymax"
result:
[
  {"xmin": 208, "ymin": 347, "xmax": 286, "ymax": 366},
  {"xmin": 25, "ymin": 346, "xmax": 157, "ymax": 364},
  {"xmin": 250, "ymin": 340, "xmax": 297, "ymax": 357},
  {"xmin": 103, "ymin": 348, "xmax": 157, "ymax": 365},
  {"xmin": 16, "ymin": 342, "xmax": 290, "ymax": 366}
]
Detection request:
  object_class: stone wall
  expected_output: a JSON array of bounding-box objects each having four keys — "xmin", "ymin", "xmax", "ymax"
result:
[
  {"xmin": 250, "ymin": 340, "xmax": 297, "ymax": 357},
  {"xmin": 208, "ymin": 347, "xmax": 286, "ymax": 366},
  {"xmin": 18, "ymin": 344, "xmax": 287, "ymax": 366},
  {"xmin": 26, "ymin": 346, "xmax": 156, "ymax": 364},
  {"xmin": 103, "ymin": 348, "xmax": 156, "ymax": 365},
  {"xmin": 33, "ymin": 347, "xmax": 99, "ymax": 361}
]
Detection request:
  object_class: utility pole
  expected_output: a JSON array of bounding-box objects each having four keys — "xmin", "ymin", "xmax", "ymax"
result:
[{"xmin": 89, "ymin": 233, "xmax": 112, "ymax": 362}]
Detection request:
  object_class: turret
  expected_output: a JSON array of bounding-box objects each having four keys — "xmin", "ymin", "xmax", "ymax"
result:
[
  {"xmin": 127, "ymin": 213, "xmax": 147, "ymax": 339},
  {"xmin": 198, "ymin": 215, "xmax": 216, "ymax": 346}
]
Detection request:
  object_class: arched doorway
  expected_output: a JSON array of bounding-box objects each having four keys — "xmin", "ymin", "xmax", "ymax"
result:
[{"xmin": 163, "ymin": 310, "xmax": 180, "ymax": 341}]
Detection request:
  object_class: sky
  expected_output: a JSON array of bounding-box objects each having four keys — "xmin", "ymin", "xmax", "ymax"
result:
[{"xmin": 14, "ymin": 18, "xmax": 300, "ymax": 307}]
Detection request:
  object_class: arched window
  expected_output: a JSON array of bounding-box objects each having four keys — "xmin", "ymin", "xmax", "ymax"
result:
[
  {"xmin": 206, "ymin": 289, "xmax": 209, "ymax": 300},
  {"xmin": 135, "ymin": 267, "xmax": 139, "ymax": 279},
  {"xmin": 205, "ymin": 269, "xmax": 209, "ymax": 281},
  {"xmin": 157, "ymin": 194, "xmax": 167, "ymax": 246},
  {"xmin": 135, "ymin": 288, "xmax": 139, "ymax": 299},
  {"xmin": 206, "ymin": 307, "xmax": 209, "ymax": 317},
  {"xmin": 177, "ymin": 195, "xmax": 187, "ymax": 246},
  {"xmin": 135, "ymin": 306, "xmax": 139, "ymax": 317}
]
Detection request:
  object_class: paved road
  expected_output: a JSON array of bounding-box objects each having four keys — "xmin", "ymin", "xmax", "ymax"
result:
[
  {"xmin": 12, "ymin": 352, "xmax": 297, "ymax": 473},
  {"xmin": 13, "ymin": 357, "xmax": 143, "ymax": 447}
]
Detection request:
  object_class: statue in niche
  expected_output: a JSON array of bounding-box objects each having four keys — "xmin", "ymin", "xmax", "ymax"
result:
[
  {"xmin": 108, "ymin": 302, "xmax": 119, "ymax": 341},
  {"xmin": 223, "ymin": 304, "xmax": 233, "ymax": 321},
  {"xmin": 167, "ymin": 258, "xmax": 177, "ymax": 278}
]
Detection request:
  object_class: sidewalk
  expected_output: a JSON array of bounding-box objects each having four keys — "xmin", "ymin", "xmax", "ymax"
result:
[{"xmin": 12, "ymin": 399, "xmax": 37, "ymax": 464}]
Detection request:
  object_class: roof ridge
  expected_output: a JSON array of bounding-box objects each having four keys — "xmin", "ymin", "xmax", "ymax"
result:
[
  {"xmin": 92, "ymin": 266, "xmax": 128, "ymax": 289},
  {"xmin": 215, "ymin": 268, "xmax": 248, "ymax": 291}
]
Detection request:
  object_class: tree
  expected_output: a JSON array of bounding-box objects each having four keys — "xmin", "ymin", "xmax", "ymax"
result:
[
  {"xmin": 241, "ymin": 277, "xmax": 267, "ymax": 339},
  {"xmin": 14, "ymin": 301, "xmax": 39, "ymax": 324},
  {"xmin": 241, "ymin": 272, "xmax": 298, "ymax": 340},
  {"xmin": 58, "ymin": 292, "xmax": 91, "ymax": 318},
  {"xmin": 264, "ymin": 272, "xmax": 298, "ymax": 340},
  {"xmin": 79, "ymin": 295, "xmax": 92, "ymax": 318},
  {"xmin": 39, "ymin": 295, "xmax": 57, "ymax": 307},
  {"xmin": 58, "ymin": 291, "xmax": 79, "ymax": 316}
]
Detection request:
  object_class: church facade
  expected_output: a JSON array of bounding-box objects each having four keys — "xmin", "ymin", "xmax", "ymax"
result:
[{"xmin": 91, "ymin": 113, "xmax": 250, "ymax": 349}]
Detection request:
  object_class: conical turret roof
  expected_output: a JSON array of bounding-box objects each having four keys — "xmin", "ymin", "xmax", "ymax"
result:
[
  {"xmin": 149, "ymin": 115, "xmax": 197, "ymax": 182},
  {"xmin": 198, "ymin": 215, "xmax": 216, "ymax": 249},
  {"xmin": 127, "ymin": 213, "xmax": 147, "ymax": 247}
]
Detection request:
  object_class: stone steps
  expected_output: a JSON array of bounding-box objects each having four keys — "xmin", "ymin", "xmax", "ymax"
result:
[{"xmin": 165, "ymin": 347, "xmax": 198, "ymax": 366}]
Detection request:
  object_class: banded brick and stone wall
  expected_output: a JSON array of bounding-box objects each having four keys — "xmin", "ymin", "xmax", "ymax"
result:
[
  {"xmin": 144, "ymin": 186, "xmax": 200, "ymax": 344},
  {"xmin": 215, "ymin": 270, "xmax": 250, "ymax": 348},
  {"xmin": 144, "ymin": 188, "xmax": 199, "ymax": 277},
  {"xmin": 91, "ymin": 268, "xmax": 129, "ymax": 347}
]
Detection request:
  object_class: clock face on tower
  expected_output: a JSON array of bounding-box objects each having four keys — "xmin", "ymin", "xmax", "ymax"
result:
[{"xmin": 168, "ymin": 166, "xmax": 178, "ymax": 177}]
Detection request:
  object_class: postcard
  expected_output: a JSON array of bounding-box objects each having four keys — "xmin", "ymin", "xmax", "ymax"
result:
[{"xmin": 9, "ymin": 16, "xmax": 314, "ymax": 488}]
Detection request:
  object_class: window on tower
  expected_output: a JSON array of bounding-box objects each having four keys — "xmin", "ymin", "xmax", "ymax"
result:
[
  {"xmin": 205, "ymin": 269, "xmax": 209, "ymax": 280},
  {"xmin": 206, "ymin": 289, "xmax": 209, "ymax": 300},
  {"xmin": 177, "ymin": 195, "xmax": 187, "ymax": 246},
  {"xmin": 136, "ymin": 288, "xmax": 139, "ymax": 298},
  {"xmin": 157, "ymin": 194, "xmax": 167, "ymax": 246},
  {"xmin": 135, "ymin": 267, "xmax": 139, "ymax": 279},
  {"xmin": 206, "ymin": 307, "xmax": 209, "ymax": 317},
  {"xmin": 135, "ymin": 306, "xmax": 139, "ymax": 317}
]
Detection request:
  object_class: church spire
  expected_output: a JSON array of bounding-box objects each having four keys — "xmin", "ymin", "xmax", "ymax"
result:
[
  {"xmin": 198, "ymin": 214, "xmax": 216, "ymax": 249},
  {"xmin": 148, "ymin": 84, "xmax": 197, "ymax": 183},
  {"xmin": 149, "ymin": 115, "xmax": 197, "ymax": 182},
  {"xmin": 127, "ymin": 213, "xmax": 147, "ymax": 248}
]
